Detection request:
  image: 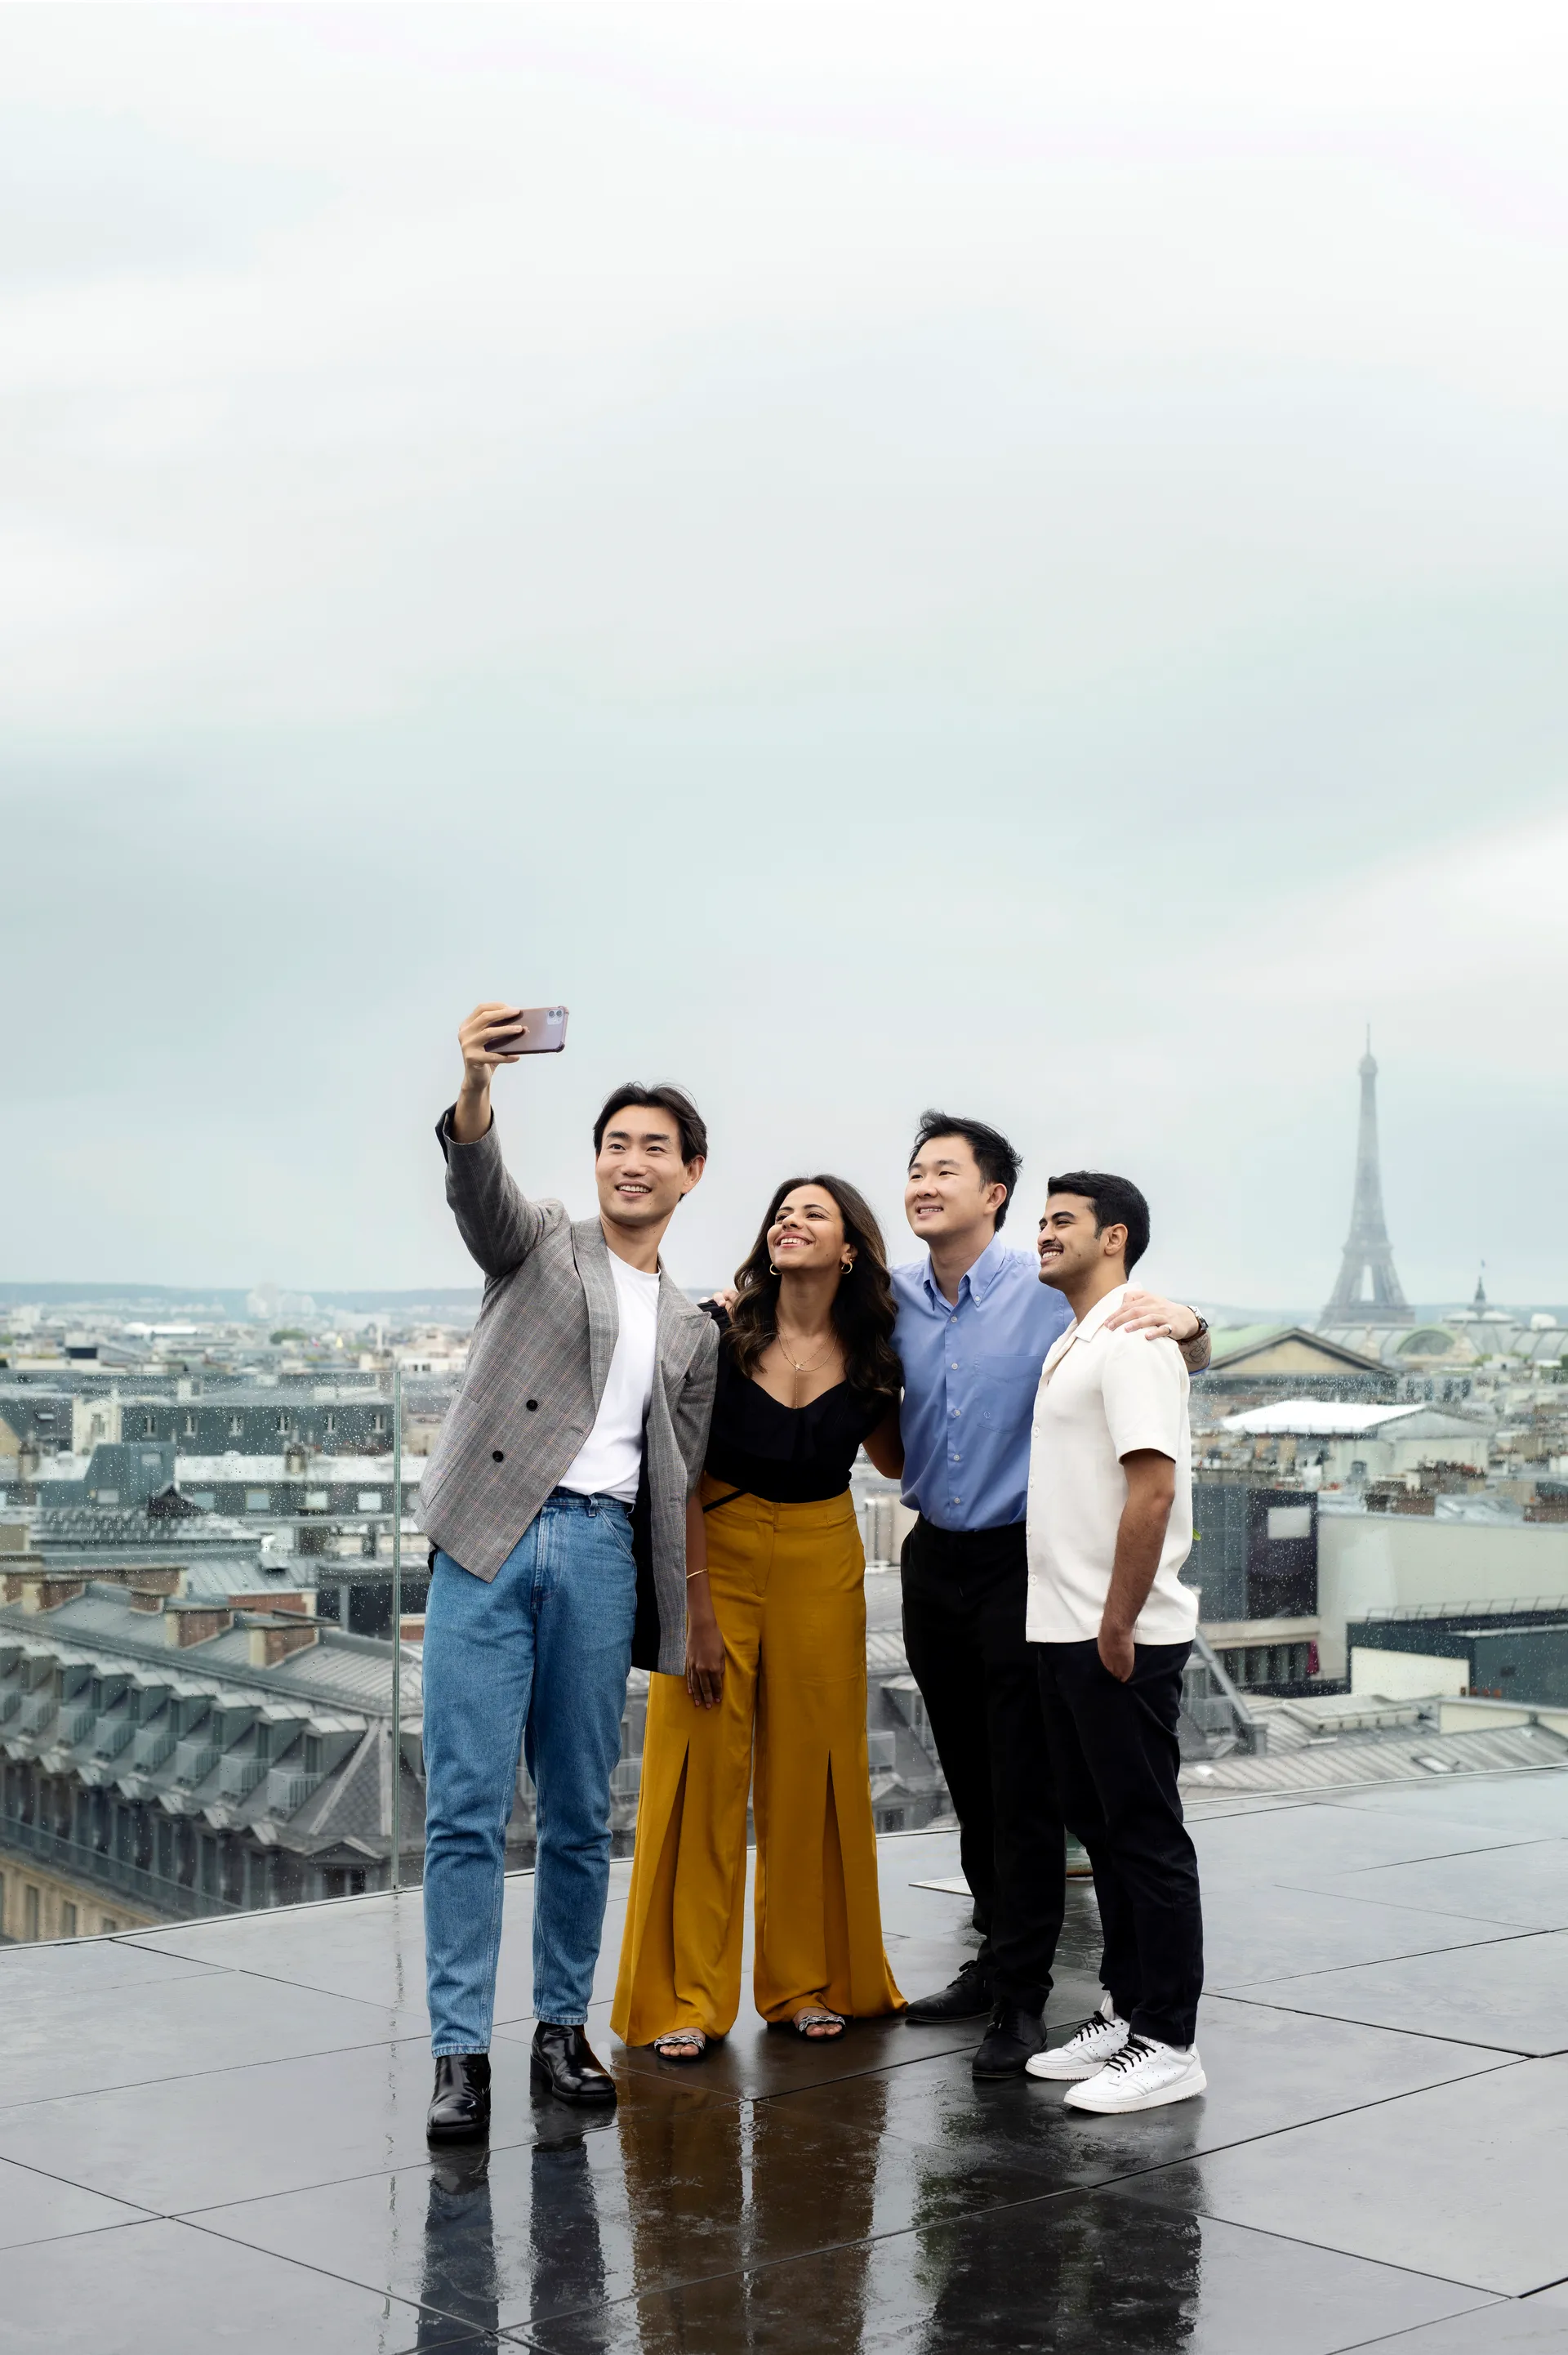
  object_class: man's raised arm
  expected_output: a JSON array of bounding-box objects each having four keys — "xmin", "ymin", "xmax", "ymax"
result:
[{"xmin": 438, "ymin": 1002, "xmax": 550, "ymax": 1280}]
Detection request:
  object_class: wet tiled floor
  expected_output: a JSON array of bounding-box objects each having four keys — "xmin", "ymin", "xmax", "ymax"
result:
[{"xmin": 5, "ymin": 1780, "xmax": 1568, "ymax": 2352}]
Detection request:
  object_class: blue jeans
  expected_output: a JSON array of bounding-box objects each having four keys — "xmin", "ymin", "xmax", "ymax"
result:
[{"xmin": 422, "ymin": 1491, "xmax": 638, "ymax": 2052}]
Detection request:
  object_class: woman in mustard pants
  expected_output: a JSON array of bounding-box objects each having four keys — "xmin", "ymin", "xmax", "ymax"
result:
[{"xmin": 612, "ymin": 1173, "xmax": 906, "ymax": 2054}]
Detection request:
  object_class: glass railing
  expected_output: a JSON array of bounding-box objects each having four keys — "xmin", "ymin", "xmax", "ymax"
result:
[
  {"xmin": 7, "ymin": 1223, "xmax": 1568, "ymax": 1950},
  {"xmin": 0, "ymin": 1325, "xmax": 459, "ymax": 1937}
]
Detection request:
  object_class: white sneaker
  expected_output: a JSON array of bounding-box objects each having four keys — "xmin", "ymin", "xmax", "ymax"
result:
[
  {"xmin": 1062, "ymin": 2033, "xmax": 1206, "ymax": 2114},
  {"xmin": 1025, "ymin": 1995, "xmax": 1129, "ymax": 2081}
]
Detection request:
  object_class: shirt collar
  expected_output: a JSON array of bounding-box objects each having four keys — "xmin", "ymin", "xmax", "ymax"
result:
[
  {"xmin": 1071, "ymin": 1281, "xmax": 1130, "ymax": 1342},
  {"xmin": 920, "ymin": 1229, "xmax": 1011, "ymax": 1311}
]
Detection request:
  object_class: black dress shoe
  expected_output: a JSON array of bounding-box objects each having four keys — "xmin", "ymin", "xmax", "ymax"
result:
[
  {"xmin": 904, "ymin": 1958, "xmax": 996, "ymax": 2025},
  {"xmin": 531, "ymin": 2021, "xmax": 617, "ymax": 2107},
  {"xmin": 426, "ymin": 2053, "xmax": 491, "ymax": 2143},
  {"xmin": 973, "ymin": 2003, "xmax": 1047, "ymax": 2079}
]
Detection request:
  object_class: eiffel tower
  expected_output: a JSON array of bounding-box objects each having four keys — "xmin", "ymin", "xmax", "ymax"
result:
[{"xmin": 1321, "ymin": 1035, "xmax": 1413, "ymax": 1326}]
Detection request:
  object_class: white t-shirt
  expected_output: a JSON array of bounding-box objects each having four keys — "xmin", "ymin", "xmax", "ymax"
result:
[
  {"xmin": 1025, "ymin": 1282, "xmax": 1196, "ymax": 1646},
  {"xmin": 559, "ymin": 1256, "xmax": 662, "ymax": 1505}
]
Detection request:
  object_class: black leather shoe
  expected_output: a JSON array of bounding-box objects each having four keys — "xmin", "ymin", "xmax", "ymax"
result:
[
  {"xmin": 973, "ymin": 2004, "xmax": 1047, "ymax": 2079},
  {"xmin": 426, "ymin": 2052, "xmax": 491, "ymax": 2143},
  {"xmin": 904, "ymin": 1958, "xmax": 996, "ymax": 2025},
  {"xmin": 531, "ymin": 2021, "xmax": 617, "ymax": 2107}
]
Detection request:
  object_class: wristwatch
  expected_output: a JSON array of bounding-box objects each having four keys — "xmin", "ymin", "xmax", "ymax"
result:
[{"xmin": 1184, "ymin": 1311, "xmax": 1209, "ymax": 1344}]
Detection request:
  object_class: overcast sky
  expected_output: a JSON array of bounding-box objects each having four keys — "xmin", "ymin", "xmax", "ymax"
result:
[{"xmin": 3, "ymin": 5, "xmax": 1566, "ymax": 1310}]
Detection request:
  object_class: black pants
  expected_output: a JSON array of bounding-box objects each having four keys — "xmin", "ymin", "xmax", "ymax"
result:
[
  {"xmin": 1035, "ymin": 1638, "xmax": 1204, "ymax": 2048},
  {"xmin": 901, "ymin": 1516, "xmax": 1063, "ymax": 2013}
]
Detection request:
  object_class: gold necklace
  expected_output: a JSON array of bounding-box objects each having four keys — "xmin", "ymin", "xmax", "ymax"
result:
[{"xmin": 773, "ymin": 1327, "xmax": 835, "ymax": 1376}]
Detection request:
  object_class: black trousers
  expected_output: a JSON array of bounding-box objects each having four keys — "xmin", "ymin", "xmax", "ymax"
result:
[
  {"xmin": 901, "ymin": 1516, "xmax": 1064, "ymax": 2013},
  {"xmin": 1035, "ymin": 1638, "xmax": 1204, "ymax": 2049}
]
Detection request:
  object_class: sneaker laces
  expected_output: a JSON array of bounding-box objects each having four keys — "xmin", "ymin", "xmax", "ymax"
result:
[{"xmin": 1097, "ymin": 2032, "xmax": 1157, "ymax": 2076}]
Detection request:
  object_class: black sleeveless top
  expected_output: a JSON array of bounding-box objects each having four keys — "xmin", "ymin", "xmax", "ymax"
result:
[{"xmin": 703, "ymin": 1309, "xmax": 889, "ymax": 1504}]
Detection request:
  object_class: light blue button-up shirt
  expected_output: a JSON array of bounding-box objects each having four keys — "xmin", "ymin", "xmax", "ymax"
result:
[{"xmin": 892, "ymin": 1233, "xmax": 1073, "ymax": 1532}]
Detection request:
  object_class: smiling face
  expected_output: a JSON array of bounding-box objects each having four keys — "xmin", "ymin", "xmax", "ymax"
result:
[
  {"xmin": 904, "ymin": 1135, "xmax": 1009, "ymax": 1249},
  {"xmin": 594, "ymin": 1107, "xmax": 703, "ymax": 1237},
  {"xmin": 1036, "ymin": 1192, "xmax": 1126, "ymax": 1293},
  {"xmin": 768, "ymin": 1184, "xmax": 853, "ymax": 1278}
]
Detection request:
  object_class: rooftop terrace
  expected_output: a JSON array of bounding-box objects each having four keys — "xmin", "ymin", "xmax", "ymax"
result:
[{"xmin": 5, "ymin": 1773, "xmax": 1568, "ymax": 2353}]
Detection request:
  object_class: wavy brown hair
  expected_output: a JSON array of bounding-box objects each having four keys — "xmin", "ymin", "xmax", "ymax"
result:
[{"xmin": 727, "ymin": 1175, "xmax": 902, "ymax": 1402}]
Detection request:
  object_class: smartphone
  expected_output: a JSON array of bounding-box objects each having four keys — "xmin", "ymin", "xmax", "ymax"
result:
[{"xmin": 487, "ymin": 1006, "xmax": 568, "ymax": 1055}]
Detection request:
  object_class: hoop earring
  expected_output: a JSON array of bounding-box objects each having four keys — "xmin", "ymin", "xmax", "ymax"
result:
[
  {"xmin": 840, "ymin": 1259, "xmax": 854, "ymax": 1275},
  {"xmin": 768, "ymin": 1263, "xmax": 779, "ymax": 1276}
]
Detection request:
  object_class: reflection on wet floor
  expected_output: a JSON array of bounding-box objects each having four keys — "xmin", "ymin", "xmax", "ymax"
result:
[{"xmin": 3, "ymin": 1804, "xmax": 1568, "ymax": 2351}]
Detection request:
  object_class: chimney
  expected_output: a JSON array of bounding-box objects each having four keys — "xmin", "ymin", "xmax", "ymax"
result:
[
  {"xmin": 22, "ymin": 1577, "xmax": 85, "ymax": 1614},
  {"xmin": 163, "ymin": 1603, "xmax": 234, "ymax": 1648},
  {"xmin": 245, "ymin": 1615, "xmax": 320, "ymax": 1668},
  {"xmin": 127, "ymin": 1586, "xmax": 167, "ymax": 1613},
  {"xmin": 123, "ymin": 1566, "xmax": 185, "ymax": 1598},
  {"xmin": 229, "ymin": 1590, "xmax": 314, "ymax": 1617}
]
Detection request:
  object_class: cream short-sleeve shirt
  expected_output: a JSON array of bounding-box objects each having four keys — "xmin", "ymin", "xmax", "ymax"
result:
[{"xmin": 1025, "ymin": 1281, "xmax": 1196, "ymax": 1646}]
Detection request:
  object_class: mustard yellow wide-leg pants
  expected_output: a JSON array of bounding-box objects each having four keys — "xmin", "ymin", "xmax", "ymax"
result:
[{"xmin": 612, "ymin": 1479, "xmax": 905, "ymax": 2044}]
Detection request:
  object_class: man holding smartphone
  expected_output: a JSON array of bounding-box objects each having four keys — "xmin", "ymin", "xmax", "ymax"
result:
[
  {"xmin": 893, "ymin": 1113, "xmax": 1209, "ymax": 2078},
  {"xmin": 418, "ymin": 1004, "xmax": 718, "ymax": 2140}
]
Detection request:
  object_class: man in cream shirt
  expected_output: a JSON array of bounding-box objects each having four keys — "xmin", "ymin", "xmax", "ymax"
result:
[{"xmin": 1022, "ymin": 1169, "xmax": 1205, "ymax": 2115}]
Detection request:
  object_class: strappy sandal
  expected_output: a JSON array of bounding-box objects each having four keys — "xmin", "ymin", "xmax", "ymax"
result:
[
  {"xmin": 653, "ymin": 2029, "xmax": 709, "ymax": 2063},
  {"xmin": 788, "ymin": 2007, "xmax": 845, "ymax": 2041}
]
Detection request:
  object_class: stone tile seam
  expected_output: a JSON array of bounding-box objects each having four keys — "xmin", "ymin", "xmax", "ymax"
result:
[
  {"xmin": 1094, "ymin": 2179, "xmax": 1511, "ymax": 2326},
  {"xmin": 1270, "ymin": 1878, "xmax": 1568, "ymax": 1934},
  {"xmin": 0, "ymin": 2148, "xmax": 163, "ymax": 2218},
  {"xmin": 610, "ymin": 2031, "xmax": 989, "ymax": 2109},
  {"xmin": 1206, "ymin": 1921, "xmax": 1545, "ymax": 1994},
  {"xmin": 842, "ymin": 2054, "xmax": 1518, "ymax": 2203},
  {"xmin": 1329, "ymin": 2284, "xmax": 1566, "ymax": 2355},
  {"xmin": 156, "ymin": 2121, "xmax": 604, "ymax": 2219},
  {"xmin": 1277, "ymin": 1831, "xmax": 1566, "ymax": 1875},
  {"xmin": 1110, "ymin": 2169, "xmax": 1535, "ymax": 2304},
  {"xmin": 1214, "ymin": 1989, "xmax": 1554, "ymax": 2054},
  {"xmin": 173, "ymin": 2212, "xmax": 470, "ymax": 2337},
  {"xmin": 394, "ymin": 2179, "xmax": 1509, "ymax": 2351},
  {"xmin": 179, "ymin": 2123, "xmax": 1413, "ymax": 2335},
  {"xmin": 0, "ymin": 2020, "xmax": 450, "ymax": 2117}
]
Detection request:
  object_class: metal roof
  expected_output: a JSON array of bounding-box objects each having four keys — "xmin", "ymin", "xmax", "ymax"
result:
[{"xmin": 1220, "ymin": 1399, "xmax": 1486, "ymax": 1438}]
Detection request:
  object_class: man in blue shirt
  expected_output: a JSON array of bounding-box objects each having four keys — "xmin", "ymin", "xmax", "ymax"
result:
[{"xmin": 893, "ymin": 1111, "xmax": 1209, "ymax": 2077}]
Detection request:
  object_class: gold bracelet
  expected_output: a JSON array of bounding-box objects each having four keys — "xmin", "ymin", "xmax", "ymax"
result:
[{"xmin": 686, "ymin": 1567, "xmax": 708, "ymax": 1581}]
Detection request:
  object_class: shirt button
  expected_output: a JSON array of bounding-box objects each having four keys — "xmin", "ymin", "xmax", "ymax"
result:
[
  {"xmin": 950, "ymin": 1407, "xmax": 960, "ymax": 1418},
  {"xmin": 950, "ymin": 1362, "xmax": 959, "ymax": 1369},
  {"xmin": 492, "ymin": 1450, "xmax": 505, "ymax": 1463},
  {"xmin": 949, "ymin": 1315, "xmax": 957, "ymax": 1324},
  {"xmin": 525, "ymin": 1400, "xmax": 538, "ymax": 1412}
]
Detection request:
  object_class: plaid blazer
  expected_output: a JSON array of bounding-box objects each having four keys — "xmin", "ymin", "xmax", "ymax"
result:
[{"xmin": 416, "ymin": 1110, "xmax": 718, "ymax": 1675}]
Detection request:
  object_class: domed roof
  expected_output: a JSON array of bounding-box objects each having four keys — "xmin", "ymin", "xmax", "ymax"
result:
[{"xmin": 1396, "ymin": 1327, "xmax": 1457, "ymax": 1358}]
